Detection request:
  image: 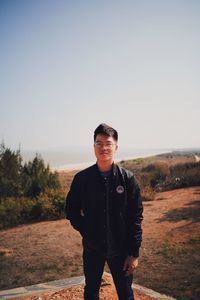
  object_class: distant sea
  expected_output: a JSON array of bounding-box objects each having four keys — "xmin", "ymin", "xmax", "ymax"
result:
[{"xmin": 21, "ymin": 147, "xmax": 171, "ymax": 171}]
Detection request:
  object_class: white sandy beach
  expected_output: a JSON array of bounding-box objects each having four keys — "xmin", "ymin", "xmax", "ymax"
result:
[{"xmin": 52, "ymin": 150, "xmax": 170, "ymax": 172}]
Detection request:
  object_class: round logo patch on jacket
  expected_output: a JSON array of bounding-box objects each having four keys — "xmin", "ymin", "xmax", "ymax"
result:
[{"xmin": 116, "ymin": 185, "xmax": 125, "ymax": 194}]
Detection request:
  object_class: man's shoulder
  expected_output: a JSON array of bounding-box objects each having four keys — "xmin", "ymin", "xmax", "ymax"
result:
[
  {"xmin": 117, "ymin": 164, "xmax": 134, "ymax": 178},
  {"xmin": 116, "ymin": 165, "xmax": 140, "ymax": 188},
  {"xmin": 75, "ymin": 164, "xmax": 97, "ymax": 179}
]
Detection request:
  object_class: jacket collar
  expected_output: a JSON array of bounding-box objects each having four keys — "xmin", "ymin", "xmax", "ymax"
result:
[{"xmin": 95, "ymin": 162, "xmax": 118, "ymax": 177}]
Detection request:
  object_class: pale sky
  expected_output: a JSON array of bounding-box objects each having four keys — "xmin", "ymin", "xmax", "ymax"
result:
[{"xmin": 1, "ymin": 0, "xmax": 200, "ymax": 152}]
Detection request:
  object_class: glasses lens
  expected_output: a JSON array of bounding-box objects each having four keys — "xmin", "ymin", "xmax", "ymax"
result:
[{"xmin": 95, "ymin": 142, "xmax": 115, "ymax": 149}]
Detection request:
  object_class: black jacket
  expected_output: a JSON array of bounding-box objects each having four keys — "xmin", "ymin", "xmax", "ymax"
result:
[{"xmin": 65, "ymin": 163, "xmax": 143, "ymax": 257}]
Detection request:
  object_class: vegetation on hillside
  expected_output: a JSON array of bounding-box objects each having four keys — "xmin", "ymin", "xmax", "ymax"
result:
[
  {"xmin": 120, "ymin": 151, "xmax": 200, "ymax": 201},
  {"xmin": 1, "ymin": 145, "xmax": 200, "ymax": 229},
  {"xmin": 0, "ymin": 143, "xmax": 65, "ymax": 229}
]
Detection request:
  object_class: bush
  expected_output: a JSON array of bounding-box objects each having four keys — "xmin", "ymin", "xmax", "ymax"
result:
[
  {"xmin": 160, "ymin": 162, "xmax": 200, "ymax": 191},
  {"xmin": 0, "ymin": 192, "xmax": 66, "ymax": 229},
  {"xmin": 141, "ymin": 162, "xmax": 170, "ymax": 188},
  {"xmin": 0, "ymin": 197, "xmax": 33, "ymax": 228},
  {"xmin": 121, "ymin": 158, "xmax": 200, "ymax": 197},
  {"xmin": 141, "ymin": 187, "xmax": 156, "ymax": 201}
]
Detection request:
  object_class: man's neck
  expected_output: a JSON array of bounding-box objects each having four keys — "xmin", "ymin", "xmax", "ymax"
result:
[{"xmin": 97, "ymin": 160, "xmax": 113, "ymax": 172}]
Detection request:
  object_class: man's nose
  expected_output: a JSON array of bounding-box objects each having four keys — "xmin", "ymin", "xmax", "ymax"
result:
[{"xmin": 102, "ymin": 145, "xmax": 109, "ymax": 150}]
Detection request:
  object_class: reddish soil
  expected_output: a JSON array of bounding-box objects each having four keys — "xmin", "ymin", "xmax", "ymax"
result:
[{"xmin": 0, "ymin": 186, "xmax": 200, "ymax": 300}]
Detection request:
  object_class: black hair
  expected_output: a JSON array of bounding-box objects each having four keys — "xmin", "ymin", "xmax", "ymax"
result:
[{"xmin": 94, "ymin": 123, "xmax": 118, "ymax": 142}]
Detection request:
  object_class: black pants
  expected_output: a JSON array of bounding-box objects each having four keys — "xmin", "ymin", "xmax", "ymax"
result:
[{"xmin": 83, "ymin": 249, "xmax": 134, "ymax": 300}]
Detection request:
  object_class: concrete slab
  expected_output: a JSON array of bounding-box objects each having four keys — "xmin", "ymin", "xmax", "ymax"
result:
[
  {"xmin": 134, "ymin": 283, "xmax": 177, "ymax": 300},
  {"xmin": 0, "ymin": 276, "xmax": 84, "ymax": 300}
]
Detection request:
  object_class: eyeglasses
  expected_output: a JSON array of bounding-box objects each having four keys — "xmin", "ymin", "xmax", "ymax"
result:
[{"xmin": 94, "ymin": 142, "xmax": 116, "ymax": 149}]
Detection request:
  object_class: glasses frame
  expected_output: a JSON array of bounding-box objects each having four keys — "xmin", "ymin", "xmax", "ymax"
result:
[{"xmin": 94, "ymin": 141, "xmax": 116, "ymax": 150}]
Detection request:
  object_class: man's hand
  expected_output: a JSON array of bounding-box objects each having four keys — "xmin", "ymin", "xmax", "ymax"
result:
[{"xmin": 123, "ymin": 256, "xmax": 139, "ymax": 276}]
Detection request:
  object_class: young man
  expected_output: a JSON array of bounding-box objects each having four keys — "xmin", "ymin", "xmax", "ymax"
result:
[{"xmin": 65, "ymin": 123, "xmax": 143, "ymax": 300}]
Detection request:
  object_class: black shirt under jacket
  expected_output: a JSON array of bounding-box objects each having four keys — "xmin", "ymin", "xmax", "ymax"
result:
[{"xmin": 65, "ymin": 163, "xmax": 143, "ymax": 258}]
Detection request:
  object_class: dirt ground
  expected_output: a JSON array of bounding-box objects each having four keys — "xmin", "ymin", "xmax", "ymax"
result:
[{"xmin": 0, "ymin": 186, "xmax": 200, "ymax": 300}]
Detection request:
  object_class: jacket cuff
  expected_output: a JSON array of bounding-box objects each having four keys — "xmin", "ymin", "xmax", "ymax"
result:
[{"xmin": 127, "ymin": 249, "xmax": 140, "ymax": 258}]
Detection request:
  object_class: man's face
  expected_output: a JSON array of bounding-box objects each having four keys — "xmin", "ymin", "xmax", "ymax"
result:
[{"xmin": 94, "ymin": 134, "xmax": 118, "ymax": 163}]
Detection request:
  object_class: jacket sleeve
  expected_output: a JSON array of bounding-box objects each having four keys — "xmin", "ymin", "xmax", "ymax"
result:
[
  {"xmin": 125, "ymin": 173, "xmax": 143, "ymax": 257},
  {"xmin": 65, "ymin": 173, "xmax": 85, "ymax": 236}
]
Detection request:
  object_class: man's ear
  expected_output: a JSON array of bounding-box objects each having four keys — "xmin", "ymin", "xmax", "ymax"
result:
[{"xmin": 115, "ymin": 144, "xmax": 118, "ymax": 151}]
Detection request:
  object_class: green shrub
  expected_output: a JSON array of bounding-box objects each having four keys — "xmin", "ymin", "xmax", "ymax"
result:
[
  {"xmin": 0, "ymin": 192, "xmax": 65, "ymax": 229},
  {"xmin": 0, "ymin": 197, "xmax": 29, "ymax": 228}
]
